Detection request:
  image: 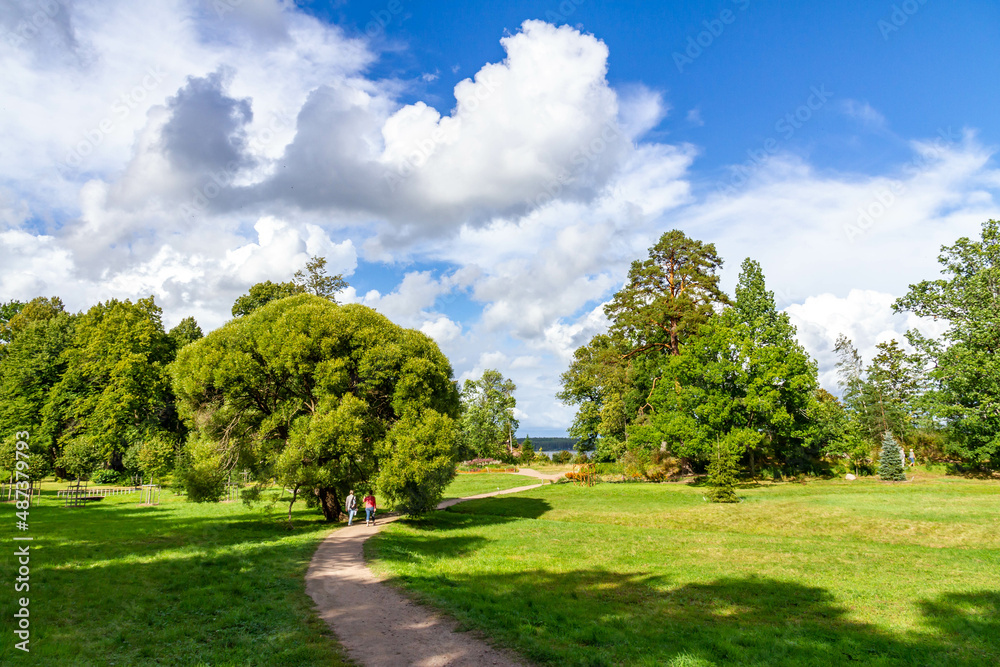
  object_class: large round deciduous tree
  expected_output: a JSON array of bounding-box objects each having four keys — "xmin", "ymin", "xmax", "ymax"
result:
[{"xmin": 170, "ymin": 295, "xmax": 461, "ymax": 520}]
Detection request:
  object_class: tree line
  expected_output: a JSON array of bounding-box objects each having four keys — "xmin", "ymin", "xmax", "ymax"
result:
[
  {"xmin": 0, "ymin": 254, "xmax": 534, "ymax": 521},
  {"xmin": 558, "ymin": 220, "xmax": 1000, "ymax": 488}
]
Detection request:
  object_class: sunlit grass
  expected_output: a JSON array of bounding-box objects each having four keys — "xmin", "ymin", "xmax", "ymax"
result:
[
  {"xmin": 444, "ymin": 473, "xmax": 544, "ymax": 499},
  {"xmin": 369, "ymin": 475, "xmax": 1000, "ymax": 666}
]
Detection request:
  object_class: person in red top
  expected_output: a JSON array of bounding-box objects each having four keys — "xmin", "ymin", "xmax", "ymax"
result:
[{"xmin": 363, "ymin": 492, "xmax": 377, "ymax": 526}]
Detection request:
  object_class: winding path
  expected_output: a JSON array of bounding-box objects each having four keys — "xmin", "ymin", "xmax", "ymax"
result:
[{"xmin": 305, "ymin": 470, "xmax": 559, "ymax": 667}]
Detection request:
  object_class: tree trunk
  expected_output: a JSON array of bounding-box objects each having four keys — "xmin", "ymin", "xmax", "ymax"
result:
[
  {"xmin": 287, "ymin": 485, "xmax": 299, "ymax": 527},
  {"xmin": 318, "ymin": 487, "xmax": 343, "ymax": 522}
]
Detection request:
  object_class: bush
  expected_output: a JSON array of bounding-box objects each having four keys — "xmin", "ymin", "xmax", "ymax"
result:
[
  {"xmin": 179, "ymin": 436, "xmax": 227, "ymax": 502},
  {"xmin": 90, "ymin": 469, "xmax": 121, "ymax": 485},
  {"xmin": 595, "ymin": 461, "xmax": 623, "ymax": 476},
  {"xmin": 573, "ymin": 452, "xmax": 590, "ymax": 465},
  {"xmin": 551, "ymin": 450, "xmax": 573, "ymax": 464},
  {"xmin": 621, "ymin": 446, "xmax": 650, "ymax": 481}
]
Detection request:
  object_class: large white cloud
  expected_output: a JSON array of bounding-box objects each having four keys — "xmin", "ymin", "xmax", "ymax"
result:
[
  {"xmin": 785, "ymin": 290, "xmax": 949, "ymax": 392},
  {"xmin": 1, "ymin": 1, "xmax": 998, "ymax": 436}
]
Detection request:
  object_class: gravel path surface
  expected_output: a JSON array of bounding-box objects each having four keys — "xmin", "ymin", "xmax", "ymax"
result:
[{"xmin": 306, "ymin": 474, "xmax": 551, "ymax": 667}]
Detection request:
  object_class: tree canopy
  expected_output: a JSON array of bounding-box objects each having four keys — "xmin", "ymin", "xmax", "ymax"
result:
[
  {"xmin": 604, "ymin": 229, "xmax": 727, "ymax": 358},
  {"xmin": 894, "ymin": 219, "xmax": 1000, "ymax": 467},
  {"xmin": 171, "ymin": 294, "xmax": 460, "ymax": 519},
  {"xmin": 231, "ymin": 256, "xmax": 350, "ymax": 318},
  {"xmin": 645, "ymin": 258, "xmax": 819, "ymax": 473},
  {"xmin": 0, "ymin": 295, "xmax": 194, "ymax": 481},
  {"xmin": 293, "ymin": 255, "xmax": 349, "ymax": 301},
  {"xmin": 231, "ymin": 280, "xmax": 306, "ymax": 317},
  {"xmin": 458, "ymin": 369, "xmax": 518, "ymax": 460}
]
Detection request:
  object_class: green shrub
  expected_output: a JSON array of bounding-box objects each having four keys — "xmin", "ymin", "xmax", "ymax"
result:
[
  {"xmin": 179, "ymin": 436, "xmax": 226, "ymax": 502},
  {"xmin": 621, "ymin": 446, "xmax": 650, "ymax": 481},
  {"xmin": 595, "ymin": 462, "xmax": 623, "ymax": 476},
  {"xmin": 90, "ymin": 469, "xmax": 121, "ymax": 485},
  {"xmin": 551, "ymin": 450, "xmax": 573, "ymax": 464}
]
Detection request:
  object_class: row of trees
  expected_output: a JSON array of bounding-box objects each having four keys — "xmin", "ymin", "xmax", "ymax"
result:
[
  {"xmin": 1, "ymin": 251, "xmax": 528, "ymax": 520},
  {"xmin": 0, "ymin": 258, "xmax": 441, "ymax": 516},
  {"xmin": 0, "ymin": 294, "xmax": 199, "ymax": 482},
  {"xmin": 558, "ymin": 220, "xmax": 1000, "ymax": 481}
]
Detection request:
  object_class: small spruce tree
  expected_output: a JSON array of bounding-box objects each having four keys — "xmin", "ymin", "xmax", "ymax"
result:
[
  {"xmin": 878, "ymin": 432, "xmax": 906, "ymax": 481},
  {"xmin": 708, "ymin": 437, "xmax": 740, "ymax": 503},
  {"xmin": 519, "ymin": 437, "xmax": 535, "ymax": 464}
]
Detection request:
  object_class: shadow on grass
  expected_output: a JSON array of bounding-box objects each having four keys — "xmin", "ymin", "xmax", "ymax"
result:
[
  {"xmin": 373, "ymin": 507, "xmax": 1000, "ymax": 666},
  {"xmin": 373, "ymin": 565, "xmax": 1000, "ymax": 666},
  {"xmin": 441, "ymin": 496, "xmax": 552, "ymax": 522},
  {"xmin": 0, "ymin": 497, "xmax": 351, "ymax": 666}
]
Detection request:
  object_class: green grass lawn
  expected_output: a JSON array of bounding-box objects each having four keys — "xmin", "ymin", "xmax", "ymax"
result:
[
  {"xmin": 0, "ymin": 485, "xmax": 351, "ymax": 666},
  {"xmin": 445, "ymin": 473, "xmax": 544, "ymax": 498},
  {"xmin": 367, "ymin": 475, "xmax": 1000, "ymax": 666}
]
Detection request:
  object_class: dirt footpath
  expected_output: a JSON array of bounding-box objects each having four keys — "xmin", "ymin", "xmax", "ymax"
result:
[{"xmin": 305, "ymin": 479, "xmax": 547, "ymax": 667}]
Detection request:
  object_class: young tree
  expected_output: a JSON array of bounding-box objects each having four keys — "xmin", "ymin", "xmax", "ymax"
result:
[
  {"xmin": 894, "ymin": 219, "xmax": 1000, "ymax": 469},
  {"xmin": 878, "ymin": 431, "xmax": 906, "ymax": 481},
  {"xmin": 172, "ymin": 295, "xmax": 460, "ymax": 520},
  {"xmin": 293, "ymin": 255, "xmax": 349, "ymax": 302},
  {"xmin": 519, "ymin": 435, "xmax": 535, "ymax": 464},
  {"xmin": 867, "ymin": 339, "xmax": 921, "ymax": 438},
  {"xmin": 458, "ymin": 369, "xmax": 518, "ymax": 460},
  {"xmin": 707, "ymin": 435, "xmax": 742, "ymax": 503}
]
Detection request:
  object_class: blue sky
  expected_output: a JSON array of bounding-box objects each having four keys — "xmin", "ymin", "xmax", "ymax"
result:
[{"xmin": 1, "ymin": 0, "xmax": 998, "ymax": 436}]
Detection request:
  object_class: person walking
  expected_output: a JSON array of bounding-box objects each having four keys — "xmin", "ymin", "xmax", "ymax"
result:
[
  {"xmin": 364, "ymin": 492, "xmax": 377, "ymax": 526},
  {"xmin": 909, "ymin": 448, "xmax": 916, "ymax": 467},
  {"xmin": 345, "ymin": 490, "xmax": 358, "ymax": 526}
]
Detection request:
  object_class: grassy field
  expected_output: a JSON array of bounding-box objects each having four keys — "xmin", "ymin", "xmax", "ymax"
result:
[
  {"xmin": 0, "ymin": 484, "xmax": 350, "ymax": 666},
  {"xmin": 445, "ymin": 473, "xmax": 545, "ymax": 498},
  {"xmin": 368, "ymin": 473, "xmax": 1000, "ymax": 666}
]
